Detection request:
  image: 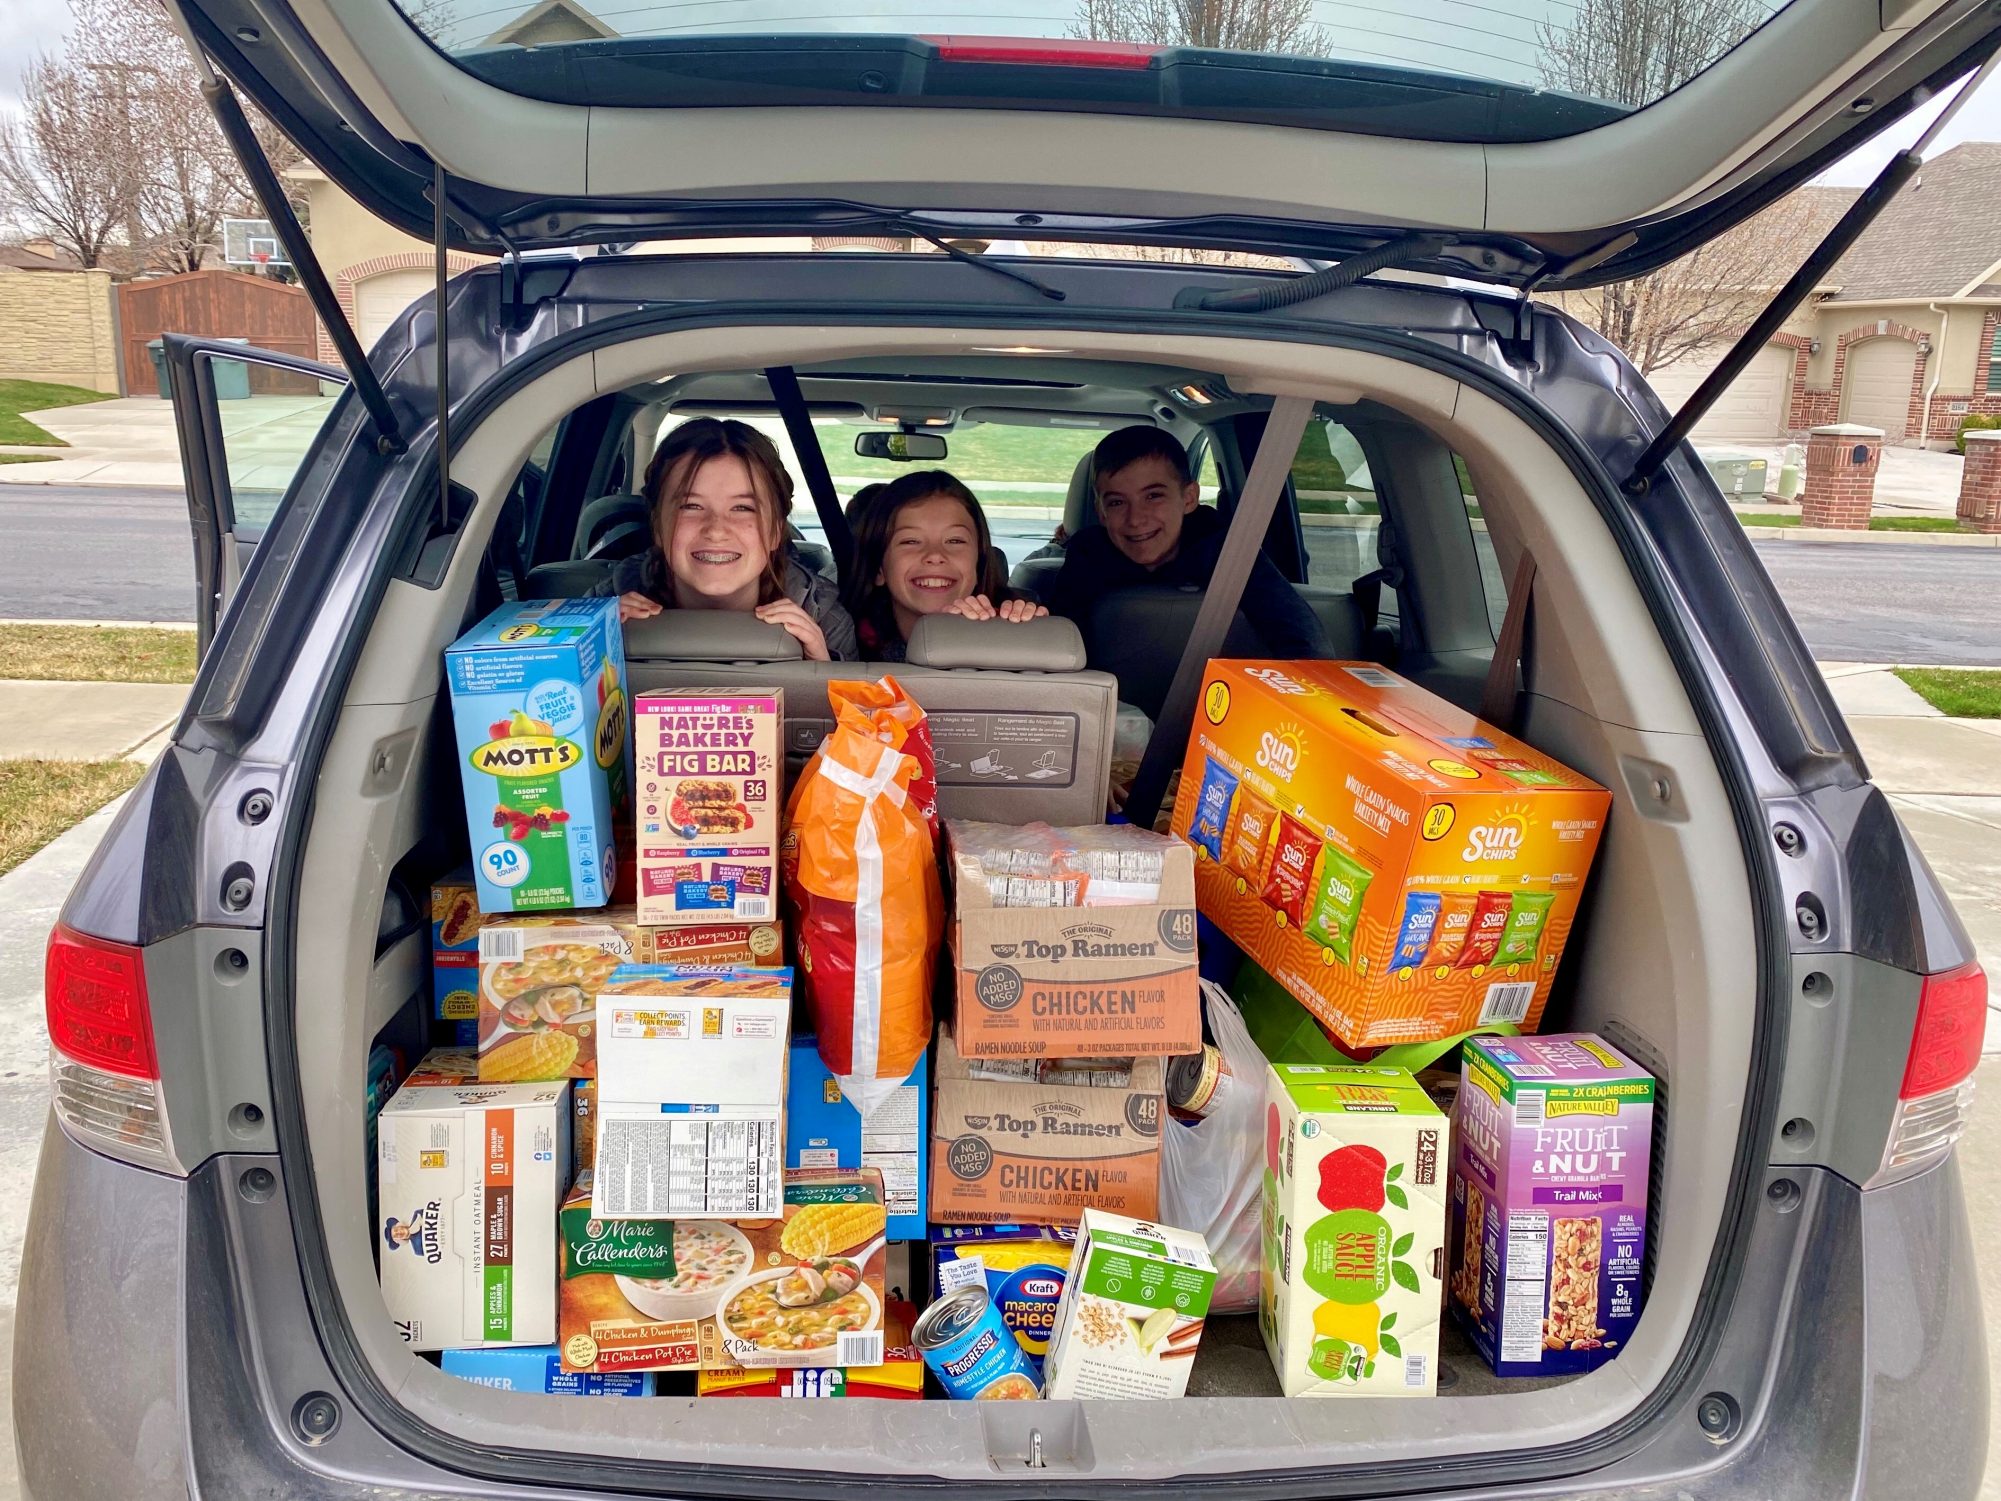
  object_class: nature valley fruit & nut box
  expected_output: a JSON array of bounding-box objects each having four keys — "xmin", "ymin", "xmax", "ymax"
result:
[
  {"xmin": 1170, "ymin": 661, "xmax": 1610, "ymax": 1050},
  {"xmin": 1261, "ymin": 1063, "xmax": 1448, "ymax": 1398},
  {"xmin": 635, "ymin": 689, "xmax": 783, "ymax": 927},
  {"xmin": 559, "ymin": 1167, "xmax": 890, "ymax": 1377},
  {"xmin": 446, "ymin": 599, "xmax": 632, "ymax": 914},
  {"xmin": 1449, "ymin": 1034, "xmax": 1654, "ymax": 1378}
]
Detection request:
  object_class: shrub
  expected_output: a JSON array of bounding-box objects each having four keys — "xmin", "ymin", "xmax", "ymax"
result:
[{"xmin": 1953, "ymin": 412, "xmax": 2001, "ymax": 454}]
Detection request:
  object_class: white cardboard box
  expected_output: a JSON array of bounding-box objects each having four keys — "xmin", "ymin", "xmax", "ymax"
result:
[
  {"xmin": 1042, "ymin": 1209, "xmax": 1216, "ymax": 1400},
  {"xmin": 377, "ymin": 1077, "xmax": 569, "ymax": 1351}
]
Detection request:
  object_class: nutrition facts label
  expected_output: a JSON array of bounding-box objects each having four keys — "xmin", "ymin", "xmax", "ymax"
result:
[
  {"xmin": 1502, "ymin": 1210, "xmax": 1552, "ymax": 1363},
  {"xmin": 596, "ymin": 1118, "xmax": 778, "ymax": 1217},
  {"xmin": 861, "ymin": 1082, "xmax": 921, "ymax": 1219}
]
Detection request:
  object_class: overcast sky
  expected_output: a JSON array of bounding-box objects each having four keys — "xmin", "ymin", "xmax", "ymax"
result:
[{"xmin": 3, "ymin": 0, "xmax": 1999, "ymax": 189}]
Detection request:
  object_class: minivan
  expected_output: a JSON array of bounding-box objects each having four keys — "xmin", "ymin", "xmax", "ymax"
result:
[{"xmin": 18, "ymin": 0, "xmax": 1992, "ymax": 1495}]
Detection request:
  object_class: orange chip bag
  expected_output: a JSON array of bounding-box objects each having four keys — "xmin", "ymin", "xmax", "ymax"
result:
[{"xmin": 783, "ymin": 677, "xmax": 944, "ymax": 1116}]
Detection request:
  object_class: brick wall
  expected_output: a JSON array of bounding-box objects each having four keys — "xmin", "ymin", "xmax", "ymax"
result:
[
  {"xmin": 1800, "ymin": 427, "xmax": 1881, "ymax": 529},
  {"xmin": 1957, "ymin": 431, "xmax": 2001, "ymax": 532},
  {"xmin": 0, "ymin": 267, "xmax": 121, "ymax": 393},
  {"xmin": 322, "ymin": 251, "xmax": 483, "ymax": 364}
]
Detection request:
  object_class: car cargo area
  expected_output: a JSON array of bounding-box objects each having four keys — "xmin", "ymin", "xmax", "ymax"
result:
[{"xmin": 281, "ymin": 323, "xmax": 1761, "ymax": 1484}]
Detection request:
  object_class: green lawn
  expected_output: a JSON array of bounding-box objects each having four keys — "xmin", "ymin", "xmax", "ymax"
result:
[
  {"xmin": 1737, "ymin": 512, "xmax": 1972, "ymax": 533},
  {"xmin": 0, "ymin": 624, "xmax": 198, "ymax": 683},
  {"xmin": 1892, "ymin": 667, "xmax": 2001, "ymax": 718},
  {"xmin": 0, "ymin": 377, "xmax": 115, "ymax": 446},
  {"xmin": 0, "ymin": 452, "xmax": 57, "ymax": 464},
  {"xmin": 816, "ymin": 421, "xmax": 1102, "ymax": 497},
  {"xmin": 0, "ymin": 759, "xmax": 144, "ymax": 876}
]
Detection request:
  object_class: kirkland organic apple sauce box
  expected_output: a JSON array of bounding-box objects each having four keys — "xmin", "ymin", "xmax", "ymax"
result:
[
  {"xmin": 1170, "ymin": 661, "xmax": 1610, "ymax": 1050},
  {"xmin": 1262, "ymin": 1063, "xmax": 1447, "ymax": 1398}
]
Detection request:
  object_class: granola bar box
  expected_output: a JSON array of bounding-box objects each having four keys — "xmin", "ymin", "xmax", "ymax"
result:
[
  {"xmin": 1261, "ymin": 1063, "xmax": 1448, "ymax": 1397},
  {"xmin": 1168, "ymin": 661, "xmax": 1610, "ymax": 1050},
  {"xmin": 1447, "ymin": 1034, "xmax": 1654, "ymax": 1378},
  {"xmin": 634, "ymin": 689, "xmax": 783, "ymax": 927},
  {"xmin": 431, "ymin": 867, "xmax": 484, "ymax": 1025},
  {"xmin": 446, "ymin": 598, "xmax": 632, "ymax": 914}
]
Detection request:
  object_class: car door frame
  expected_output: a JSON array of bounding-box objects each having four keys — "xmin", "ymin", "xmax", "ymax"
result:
[{"xmin": 162, "ymin": 333, "xmax": 347, "ymax": 652}]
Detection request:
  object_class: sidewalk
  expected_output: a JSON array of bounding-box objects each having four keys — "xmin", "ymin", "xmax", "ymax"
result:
[{"xmin": 0, "ymin": 394, "xmax": 331, "ymax": 489}]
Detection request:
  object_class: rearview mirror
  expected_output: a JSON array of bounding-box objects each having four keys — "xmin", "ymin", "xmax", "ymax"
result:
[{"xmin": 855, "ymin": 430, "xmax": 948, "ymax": 461}]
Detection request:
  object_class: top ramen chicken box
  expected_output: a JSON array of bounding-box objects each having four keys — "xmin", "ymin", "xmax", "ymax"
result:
[
  {"xmin": 446, "ymin": 598, "xmax": 631, "ymax": 914},
  {"xmin": 635, "ymin": 689, "xmax": 783, "ymax": 927},
  {"xmin": 1171, "ymin": 662, "xmax": 1610, "ymax": 1050}
]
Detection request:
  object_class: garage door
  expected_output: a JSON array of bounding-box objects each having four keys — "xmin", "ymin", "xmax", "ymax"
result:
[
  {"xmin": 354, "ymin": 269, "xmax": 434, "ymax": 349},
  {"xmin": 1644, "ymin": 342, "xmax": 1792, "ymax": 442},
  {"xmin": 1842, "ymin": 337, "xmax": 1917, "ymax": 441}
]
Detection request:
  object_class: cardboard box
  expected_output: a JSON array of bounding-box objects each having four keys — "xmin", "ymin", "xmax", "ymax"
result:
[
  {"xmin": 592, "ymin": 965, "xmax": 792, "ymax": 1220},
  {"xmin": 635, "ymin": 689, "xmax": 783, "ymax": 927},
  {"xmin": 477, "ymin": 909, "xmax": 783, "ymax": 1083},
  {"xmin": 947, "ymin": 836, "xmax": 1200, "ymax": 1059},
  {"xmin": 560, "ymin": 1167, "xmax": 890, "ymax": 1376},
  {"xmin": 1449, "ymin": 1034, "xmax": 1654, "ymax": 1377},
  {"xmin": 929, "ymin": 1024, "xmax": 1163, "ymax": 1226},
  {"xmin": 1170, "ymin": 661, "xmax": 1610, "ymax": 1049},
  {"xmin": 929, "ymin": 1224, "xmax": 1078, "ymax": 1371},
  {"xmin": 441, "ymin": 1344, "xmax": 655, "ymax": 1396},
  {"xmin": 696, "ymin": 1297, "xmax": 922, "ymax": 1398},
  {"xmin": 787, "ymin": 1037, "xmax": 927, "ymax": 1241},
  {"xmin": 376, "ymin": 1077, "xmax": 569, "ymax": 1351},
  {"xmin": 446, "ymin": 598, "xmax": 631, "ymax": 914},
  {"xmin": 573, "ymin": 1079, "xmax": 597, "ymax": 1176},
  {"xmin": 1261, "ymin": 1063, "xmax": 1448, "ymax": 1397},
  {"xmin": 1042, "ymin": 1209, "xmax": 1216, "ymax": 1400},
  {"xmin": 431, "ymin": 868, "xmax": 483, "ymax": 1023}
]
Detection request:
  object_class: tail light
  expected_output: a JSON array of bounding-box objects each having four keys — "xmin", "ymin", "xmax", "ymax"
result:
[
  {"xmin": 44, "ymin": 925, "xmax": 182, "ymax": 1174},
  {"xmin": 1874, "ymin": 960, "xmax": 1986, "ymax": 1186},
  {"xmin": 921, "ymin": 36, "xmax": 1161, "ymax": 68}
]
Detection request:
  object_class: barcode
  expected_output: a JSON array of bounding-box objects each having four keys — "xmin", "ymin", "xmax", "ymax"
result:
[
  {"xmin": 1510, "ymin": 1064, "xmax": 1555, "ymax": 1077},
  {"xmin": 1514, "ymin": 1091, "xmax": 1546, "ymax": 1127},
  {"xmin": 1403, "ymin": 1354, "xmax": 1428, "ymax": 1388},
  {"xmin": 737, "ymin": 896, "xmax": 772, "ymax": 920},
  {"xmin": 1480, "ymin": 981, "xmax": 1535, "ymax": 1025},
  {"xmin": 837, "ymin": 1330, "xmax": 884, "ymax": 1367},
  {"xmin": 1345, "ymin": 666, "xmax": 1400, "ymax": 687},
  {"xmin": 478, "ymin": 928, "xmax": 524, "ymax": 964}
]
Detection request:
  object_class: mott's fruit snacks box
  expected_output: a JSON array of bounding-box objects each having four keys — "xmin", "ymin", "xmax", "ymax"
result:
[
  {"xmin": 1449, "ymin": 1034, "xmax": 1654, "ymax": 1377},
  {"xmin": 446, "ymin": 599, "xmax": 632, "ymax": 914},
  {"xmin": 431, "ymin": 869, "xmax": 483, "ymax": 1024},
  {"xmin": 1172, "ymin": 661, "xmax": 1610, "ymax": 1050},
  {"xmin": 787, "ymin": 1036, "xmax": 928, "ymax": 1241},
  {"xmin": 930, "ymin": 1024, "xmax": 1163, "ymax": 1226},
  {"xmin": 560, "ymin": 1167, "xmax": 889, "ymax": 1376},
  {"xmin": 635, "ymin": 689, "xmax": 783, "ymax": 927},
  {"xmin": 1262, "ymin": 1064, "xmax": 1448, "ymax": 1397},
  {"xmin": 376, "ymin": 1077, "xmax": 570, "ymax": 1351}
]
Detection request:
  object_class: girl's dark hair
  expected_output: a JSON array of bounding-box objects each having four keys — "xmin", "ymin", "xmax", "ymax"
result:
[
  {"xmin": 843, "ymin": 469, "xmax": 1010, "ymax": 632},
  {"xmin": 643, "ymin": 417, "xmax": 795, "ymax": 605}
]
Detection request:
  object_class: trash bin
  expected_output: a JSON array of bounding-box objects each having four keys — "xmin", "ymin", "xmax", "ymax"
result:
[
  {"xmin": 212, "ymin": 337, "xmax": 252, "ymax": 401},
  {"xmin": 147, "ymin": 339, "xmax": 172, "ymax": 400}
]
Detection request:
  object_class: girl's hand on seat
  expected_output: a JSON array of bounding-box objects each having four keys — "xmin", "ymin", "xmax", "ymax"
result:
[
  {"xmin": 755, "ymin": 598, "xmax": 830, "ymax": 661},
  {"xmin": 618, "ymin": 592, "xmax": 662, "ymax": 622}
]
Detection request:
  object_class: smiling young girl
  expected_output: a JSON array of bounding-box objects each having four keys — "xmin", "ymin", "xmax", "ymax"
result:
[
  {"xmin": 599, "ymin": 417, "xmax": 856, "ymax": 661},
  {"xmin": 844, "ymin": 470, "xmax": 1046, "ymax": 661}
]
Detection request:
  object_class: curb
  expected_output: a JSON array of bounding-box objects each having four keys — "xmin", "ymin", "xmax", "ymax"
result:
[
  {"xmin": 0, "ymin": 618, "xmax": 195, "ymax": 630},
  {"xmin": 1743, "ymin": 525, "xmax": 2001, "ymax": 547}
]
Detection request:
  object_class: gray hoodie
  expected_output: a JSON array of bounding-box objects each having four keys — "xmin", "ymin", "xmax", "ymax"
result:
[{"xmin": 593, "ymin": 548, "xmax": 858, "ymax": 661}]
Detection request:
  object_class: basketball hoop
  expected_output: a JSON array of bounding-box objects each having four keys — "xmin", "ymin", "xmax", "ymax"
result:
[{"xmin": 252, "ymin": 251, "xmax": 270, "ymax": 267}]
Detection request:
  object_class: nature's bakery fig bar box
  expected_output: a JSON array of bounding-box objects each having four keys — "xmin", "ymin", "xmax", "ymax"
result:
[
  {"xmin": 635, "ymin": 689, "xmax": 782, "ymax": 927},
  {"xmin": 1171, "ymin": 661, "xmax": 1609, "ymax": 1050},
  {"xmin": 930, "ymin": 1024, "xmax": 1163, "ymax": 1225}
]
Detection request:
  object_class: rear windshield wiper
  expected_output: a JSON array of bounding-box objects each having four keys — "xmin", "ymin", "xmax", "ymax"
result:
[
  {"xmin": 1189, "ymin": 231, "xmax": 1453, "ymax": 311},
  {"xmin": 897, "ymin": 220, "xmax": 1067, "ymax": 302}
]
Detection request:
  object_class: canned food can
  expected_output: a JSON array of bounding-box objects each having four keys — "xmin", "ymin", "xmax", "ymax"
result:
[
  {"xmin": 912, "ymin": 1285, "xmax": 1043, "ymax": 1400},
  {"xmin": 1167, "ymin": 1044, "xmax": 1233, "ymax": 1119}
]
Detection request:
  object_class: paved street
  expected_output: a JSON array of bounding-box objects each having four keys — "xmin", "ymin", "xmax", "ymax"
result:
[
  {"xmin": 1757, "ymin": 542, "xmax": 2001, "ymax": 665},
  {"xmin": 0, "ymin": 485, "xmax": 193, "ymax": 623}
]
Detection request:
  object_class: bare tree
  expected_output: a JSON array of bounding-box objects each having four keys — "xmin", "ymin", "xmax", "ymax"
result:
[
  {"xmin": 1537, "ymin": 0, "xmax": 1764, "ymax": 108},
  {"xmin": 0, "ymin": 55, "xmax": 139, "ymax": 269},
  {"xmin": 1073, "ymin": 0, "xmax": 1325, "ymax": 57}
]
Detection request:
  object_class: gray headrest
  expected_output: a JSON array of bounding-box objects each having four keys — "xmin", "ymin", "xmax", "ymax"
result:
[
  {"xmin": 1064, "ymin": 451, "xmax": 1097, "ymax": 535},
  {"xmin": 623, "ymin": 610, "xmax": 804, "ymax": 662},
  {"xmin": 904, "ymin": 614, "xmax": 1086, "ymax": 671}
]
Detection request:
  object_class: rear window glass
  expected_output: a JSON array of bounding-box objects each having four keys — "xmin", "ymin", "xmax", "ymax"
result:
[
  {"xmin": 390, "ymin": 0, "xmax": 1789, "ymax": 139},
  {"xmin": 1297, "ymin": 417, "xmax": 1381, "ymax": 599}
]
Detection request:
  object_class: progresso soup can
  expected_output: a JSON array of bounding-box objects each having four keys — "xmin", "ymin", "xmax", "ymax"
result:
[{"xmin": 912, "ymin": 1286, "xmax": 1042, "ymax": 1401}]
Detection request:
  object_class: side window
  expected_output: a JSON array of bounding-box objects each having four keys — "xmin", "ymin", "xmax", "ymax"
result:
[
  {"xmin": 1459, "ymin": 455, "xmax": 1508, "ymax": 636},
  {"xmin": 213, "ymin": 361, "xmax": 344, "ymax": 540},
  {"xmin": 1293, "ymin": 417, "xmax": 1382, "ymax": 600}
]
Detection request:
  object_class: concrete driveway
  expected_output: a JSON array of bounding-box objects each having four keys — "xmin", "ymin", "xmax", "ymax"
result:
[{"xmin": 0, "ymin": 394, "xmax": 337, "ymax": 490}]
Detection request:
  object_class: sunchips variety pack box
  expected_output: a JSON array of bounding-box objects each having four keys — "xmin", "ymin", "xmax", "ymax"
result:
[
  {"xmin": 376, "ymin": 1076, "xmax": 570, "ymax": 1351},
  {"xmin": 446, "ymin": 599, "xmax": 631, "ymax": 914},
  {"xmin": 1448, "ymin": 1034, "xmax": 1654, "ymax": 1378},
  {"xmin": 634, "ymin": 689, "xmax": 783, "ymax": 927},
  {"xmin": 431, "ymin": 869, "xmax": 483, "ymax": 1027},
  {"xmin": 1171, "ymin": 661, "xmax": 1610, "ymax": 1049},
  {"xmin": 1261, "ymin": 1064, "xmax": 1448, "ymax": 1397},
  {"xmin": 787, "ymin": 1036, "xmax": 928, "ymax": 1241}
]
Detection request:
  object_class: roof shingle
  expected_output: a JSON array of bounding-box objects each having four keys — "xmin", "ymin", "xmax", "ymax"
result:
[{"xmin": 1825, "ymin": 142, "xmax": 2001, "ymax": 303}]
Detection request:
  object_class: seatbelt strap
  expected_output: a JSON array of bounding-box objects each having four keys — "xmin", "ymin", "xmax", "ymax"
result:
[
  {"xmin": 1479, "ymin": 549, "xmax": 1538, "ymax": 732},
  {"xmin": 1351, "ymin": 566, "xmax": 1391, "ymax": 633},
  {"xmin": 1124, "ymin": 395, "xmax": 1317, "ymax": 830},
  {"xmin": 765, "ymin": 365, "xmax": 854, "ymax": 576}
]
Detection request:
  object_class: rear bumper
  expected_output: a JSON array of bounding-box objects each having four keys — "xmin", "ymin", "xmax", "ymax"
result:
[{"xmin": 12, "ymin": 1121, "xmax": 1988, "ymax": 1500}]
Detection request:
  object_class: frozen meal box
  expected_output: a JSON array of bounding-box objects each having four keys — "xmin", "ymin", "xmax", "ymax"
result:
[
  {"xmin": 945, "ymin": 821, "xmax": 1200, "ymax": 1058},
  {"xmin": 697, "ymin": 1297, "xmax": 923, "ymax": 1398},
  {"xmin": 929, "ymin": 1023, "xmax": 1163, "ymax": 1226},
  {"xmin": 929, "ymin": 1223, "xmax": 1078, "ymax": 1370},
  {"xmin": 635, "ymin": 689, "xmax": 783, "ymax": 927},
  {"xmin": 787, "ymin": 1036, "xmax": 928, "ymax": 1241},
  {"xmin": 591, "ymin": 964, "xmax": 792, "ymax": 1221},
  {"xmin": 1449, "ymin": 1034, "xmax": 1654, "ymax": 1377},
  {"xmin": 1170, "ymin": 661, "xmax": 1610, "ymax": 1049},
  {"xmin": 441, "ymin": 1344, "xmax": 655, "ymax": 1396},
  {"xmin": 1262, "ymin": 1063, "xmax": 1448, "ymax": 1397},
  {"xmin": 376, "ymin": 1076, "xmax": 569, "ymax": 1352},
  {"xmin": 1042, "ymin": 1209, "xmax": 1216, "ymax": 1400},
  {"xmin": 446, "ymin": 598, "xmax": 631, "ymax": 914},
  {"xmin": 431, "ymin": 868, "xmax": 483, "ymax": 1023},
  {"xmin": 560, "ymin": 1167, "xmax": 890, "ymax": 1376}
]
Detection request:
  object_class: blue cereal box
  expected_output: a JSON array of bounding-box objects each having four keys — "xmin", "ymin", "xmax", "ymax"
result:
[
  {"xmin": 786, "ymin": 1037, "xmax": 927, "ymax": 1241},
  {"xmin": 445, "ymin": 599, "xmax": 631, "ymax": 913},
  {"xmin": 441, "ymin": 1344, "xmax": 655, "ymax": 1396}
]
